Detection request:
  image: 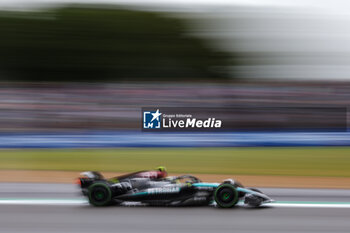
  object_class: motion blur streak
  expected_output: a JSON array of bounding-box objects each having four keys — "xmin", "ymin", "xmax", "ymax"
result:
[
  {"xmin": 3, "ymin": 1, "xmax": 350, "ymax": 80},
  {"xmin": 0, "ymin": 83, "xmax": 349, "ymax": 131},
  {"xmin": 0, "ymin": 2, "xmax": 349, "ymax": 232},
  {"xmin": 1, "ymin": 132, "xmax": 350, "ymax": 148}
]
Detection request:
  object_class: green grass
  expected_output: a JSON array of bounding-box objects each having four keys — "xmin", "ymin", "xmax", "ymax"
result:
[{"xmin": 0, "ymin": 147, "xmax": 350, "ymax": 177}]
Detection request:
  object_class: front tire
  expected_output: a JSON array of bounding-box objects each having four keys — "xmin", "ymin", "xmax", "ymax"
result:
[
  {"xmin": 214, "ymin": 184, "xmax": 239, "ymax": 208},
  {"xmin": 88, "ymin": 182, "xmax": 112, "ymax": 206}
]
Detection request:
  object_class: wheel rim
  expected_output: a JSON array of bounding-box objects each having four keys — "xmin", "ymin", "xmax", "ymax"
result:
[
  {"xmin": 218, "ymin": 188, "xmax": 234, "ymax": 203},
  {"xmin": 94, "ymin": 189, "xmax": 106, "ymax": 201},
  {"xmin": 214, "ymin": 184, "xmax": 238, "ymax": 208},
  {"xmin": 88, "ymin": 183, "xmax": 112, "ymax": 206},
  {"xmin": 222, "ymin": 192, "xmax": 230, "ymax": 200}
]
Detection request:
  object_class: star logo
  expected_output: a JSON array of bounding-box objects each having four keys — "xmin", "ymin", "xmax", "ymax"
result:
[
  {"xmin": 150, "ymin": 109, "xmax": 162, "ymax": 122},
  {"xmin": 143, "ymin": 109, "xmax": 162, "ymax": 129}
]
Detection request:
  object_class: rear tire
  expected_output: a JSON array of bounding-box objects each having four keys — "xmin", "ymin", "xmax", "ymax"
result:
[
  {"xmin": 88, "ymin": 182, "xmax": 112, "ymax": 206},
  {"xmin": 214, "ymin": 184, "xmax": 239, "ymax": 208}
]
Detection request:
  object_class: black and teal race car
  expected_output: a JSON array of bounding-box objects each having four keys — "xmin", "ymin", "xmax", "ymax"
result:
[{"xmin": 77, "ymin": 169, "xmax": 273, "ymax": 208}]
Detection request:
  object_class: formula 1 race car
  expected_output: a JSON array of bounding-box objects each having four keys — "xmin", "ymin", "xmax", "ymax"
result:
[{"xmin": 77, "ymin": 167, "xmax": 273, "ymax": 208}]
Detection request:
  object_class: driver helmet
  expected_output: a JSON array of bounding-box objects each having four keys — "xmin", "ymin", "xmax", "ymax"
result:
[{"xmin": 156, "ymin": 166, "xmax": 168, "ymax": 178}]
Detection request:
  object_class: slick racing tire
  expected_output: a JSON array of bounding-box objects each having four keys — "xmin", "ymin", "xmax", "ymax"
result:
[
  {"xmin": 88, "ymin": 182, "xmax": 112, "ymax": 206},
  {"xmin": 214, "ymin": 184, "xmax": 239, "ymax": 208}
]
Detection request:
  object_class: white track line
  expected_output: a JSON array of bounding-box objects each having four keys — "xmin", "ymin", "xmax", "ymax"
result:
[
  {"xmin": 0, "ymin": 199, "xmax": 88, "ymax": 206},
  {"xmin": 0, "ymin": 199, "xmax": 350, "ymax": 208},
  {"xmin": 265, "ymin": 203, "xmax": 350, "ymax": 208}
]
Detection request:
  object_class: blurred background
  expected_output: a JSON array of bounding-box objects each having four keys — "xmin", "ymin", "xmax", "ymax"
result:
[
  {"xmin": 0, "ymin": 0, "xmax": 349, "ymax": 181},
  {"xmin": 0, "ymin": 0, "xmax": 350, "ymax": 132}
]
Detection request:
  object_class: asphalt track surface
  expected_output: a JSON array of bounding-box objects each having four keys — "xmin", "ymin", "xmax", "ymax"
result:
[{"xmin": 0, "ymin": 183, "xmax": 350, "ymax": 233}]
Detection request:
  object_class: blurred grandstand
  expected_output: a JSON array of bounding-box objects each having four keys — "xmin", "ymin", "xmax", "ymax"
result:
[{"xmin": 0, "ymin": 82, "xmax": 347, "ymax": 131}]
